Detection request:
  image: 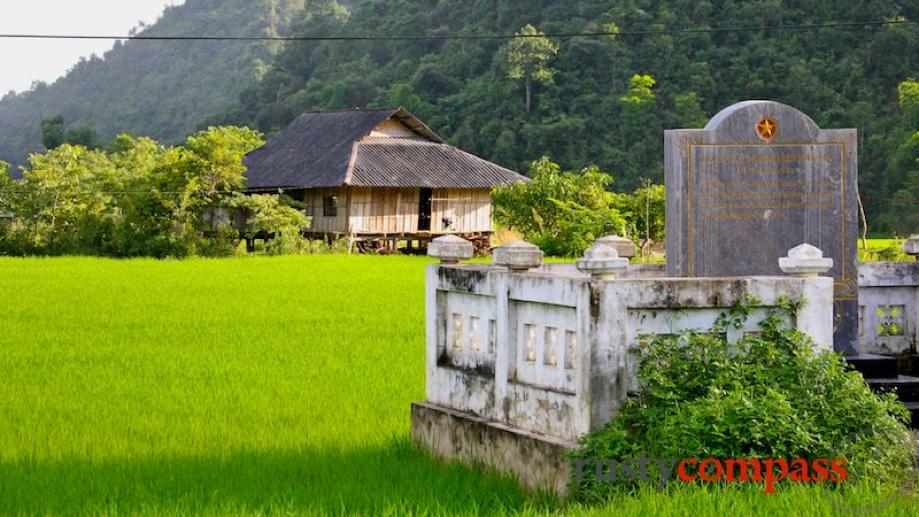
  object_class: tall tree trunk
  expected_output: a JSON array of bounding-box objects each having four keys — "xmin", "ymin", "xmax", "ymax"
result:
[{"xmin": 525, "ymin": 74, "xmax": 532, "ymax": 115}]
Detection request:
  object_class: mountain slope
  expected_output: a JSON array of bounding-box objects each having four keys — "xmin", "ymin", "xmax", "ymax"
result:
[
  {"xmin": 224, "ymin": 0, "xmax": 918, "ymax": 232},
  {"xmin": 0, "ymin": 0, "xmax": 308, "ymax": 171}
]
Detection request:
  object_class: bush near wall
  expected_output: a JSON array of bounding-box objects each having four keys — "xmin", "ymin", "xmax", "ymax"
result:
[{"xmin": 569, "ymin": 301, "xmax": 915, "ymax": 502}]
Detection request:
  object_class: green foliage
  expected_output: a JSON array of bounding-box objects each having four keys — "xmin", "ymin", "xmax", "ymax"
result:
[
  {"xmin": 0, "ymin": 160, "xmax": 9, "ymax": 188},
  {"xmin": 225, "ymin": 0, "xmax": 919, "ymax": 235},
  {"xmin": 885, "ymin": 128, "xmax": 919, "ymax": 232},
  {"xmin": 615, "ymin": 182, "xmax": 665, "ymax": 243},
  {"xmin": 41, "ymin": 116, "xmax": 100, "ymax": 151},
  {"xmin": 501, "ymin": 24, "xmax": 560, "ymax": 114},
  {"xmin": 0, "ymin": 160, "xmax": 12, "ymax": 246},
  {"xmin": 0, "ymin": 127, "xmax": 266, "ymax": 257},
  {"xmin": 228, "ymin": 192, "xmax": 311, "ymax": 255},
  {"xmin": 40, "ymin": 116, "xmax": 65, "ymax": 150},
  {"xmin": 492, "ymin": 157, "xmax": 627, "ymax": 256},
  {"xmin": 899, "ymin": 80, "xmax": 919, "ymax": 123},
  {"xmin": 619, "ymin": 75, "xmax": 656, "ymax": 105},
  {"xmin": 570, "ymin": 307, "xmax": 914, "ymax": 501},
  {"xmin": 493, "ymin": 157, "xmax": 666, "ymax": 255}
]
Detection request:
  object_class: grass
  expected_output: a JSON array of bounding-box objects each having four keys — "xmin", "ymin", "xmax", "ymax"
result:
[
  {"xmin": 859, "ymin": 238, "xmax": 914, "ymax": 262},
  {"xmin": 0, "ymin": 255, "xmax": 916, "ymax": 515}
]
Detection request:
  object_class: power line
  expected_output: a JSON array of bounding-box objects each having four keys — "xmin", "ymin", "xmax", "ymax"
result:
[
  {"xmin": 0, "ymin": 190, "xmax": 239, "ymax": 195},
  {"xmin": 0, "ymin": 19, "xmax": 914, "ymax": 42}
]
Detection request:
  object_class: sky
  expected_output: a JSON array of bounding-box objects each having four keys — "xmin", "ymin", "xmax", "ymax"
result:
[{"xmin": 0, "ymin": 0, "xmax": 183, "ymax": 94}]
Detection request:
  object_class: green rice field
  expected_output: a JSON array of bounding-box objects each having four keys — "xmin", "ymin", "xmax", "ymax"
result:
[
  {"xmin": 0, "ymin": 256, "xmax": 916, "ymax": 515},
  {"xmin": 859, "ymin": 238, "xmax": 915, "ymax": 262}
]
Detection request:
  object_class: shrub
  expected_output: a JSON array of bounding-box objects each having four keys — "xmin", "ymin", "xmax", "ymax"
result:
[
  {"xmin": 569, "ymin": 304, "xmax": 914, "ymax": 501},
  {"xmin": 492, "ymin": 157, "xmax": 666, "ymax": 257},
  {"xmin": 228, "ymin": 192, "xmax": 310, "ymax": 255},
  {"xmin": 614, "ymin": 182, "xmax": 665, "ymax": 243},
  {"xmin": 492, "ymin": 157, "xmax": 628, "ymax": 257}
]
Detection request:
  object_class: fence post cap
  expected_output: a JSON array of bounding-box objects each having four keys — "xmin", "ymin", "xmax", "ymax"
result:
[
  {"xmin": 594, "ymin": 234, "xmax": 638, "ymax": 258},
  {"xmin": 428, "ymin": 235, "xmax": 474, "ymax": 264},
  {"xmin": 577, "ymin": 236, "xmax": 630, "ymax": 279},
  {"xmin": 904, "ymin": 235, "xmax": 919, "ymax": 258},
  {"xmin": 779, "ymin": 243, "xmax": 833, "ymax": 277},
  {"xmin": 493, "ymin": 241, "xmax": 543, "ymax": 271}
]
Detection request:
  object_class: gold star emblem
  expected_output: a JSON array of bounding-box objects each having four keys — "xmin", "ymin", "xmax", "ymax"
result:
[{"xmin": 756, "ymin": 116, "xmax": 778, "ymax": 142}]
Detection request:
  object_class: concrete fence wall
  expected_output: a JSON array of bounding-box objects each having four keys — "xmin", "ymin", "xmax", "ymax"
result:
[{"xmin": 425, "ymin": 264, "xmax": 834, "ymax": 444}]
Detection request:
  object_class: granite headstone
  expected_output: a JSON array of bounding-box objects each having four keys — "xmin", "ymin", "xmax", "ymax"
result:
[{"xmin": 665, "ymin": 100, "xmax": 858, "ymax": 353}]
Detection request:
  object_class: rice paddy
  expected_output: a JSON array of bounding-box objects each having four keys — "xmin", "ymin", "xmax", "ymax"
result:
[{"xmin": 0, "ymin": 255, "xmax": 916, "ymax": 515}]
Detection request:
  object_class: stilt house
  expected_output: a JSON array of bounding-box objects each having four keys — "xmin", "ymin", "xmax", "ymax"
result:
[{"xmin": 243, "ymin": 108, "xmax": 525, "ymax": 249}]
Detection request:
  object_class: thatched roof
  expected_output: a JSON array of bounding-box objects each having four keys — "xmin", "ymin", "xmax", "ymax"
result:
[{"xmin": 244, "ymin": 107, "xmax": 526, "ymax": 190}]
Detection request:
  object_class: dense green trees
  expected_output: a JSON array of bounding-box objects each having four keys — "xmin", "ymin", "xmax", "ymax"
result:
[
  {"xmin": 493, "ymin": 157, "xmax": 664, "ymax": 257},
  {"xmin": 228, "ymin": 193, "xmax": 311, "ymax": 255},
  {"xmin": 0, "ymin": 127, "xmax": 267, "ymax": 257},
  {"xmin": 228, "ymin": 0, "xmax": 918, "ymax": 234},
  {"xmin": 878, "ymin": 81, "xmax": 919, "ymax": 233},
  {"xmin": 0, "ymin": 0, "xmax": 916, "ymax": 235},
  {"xmin": 40, "ymin": 116, "xmax": 101, "ymax": 151}
]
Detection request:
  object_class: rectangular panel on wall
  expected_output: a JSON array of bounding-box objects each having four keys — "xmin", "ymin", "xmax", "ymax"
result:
[
  {"xmin": 441, "ymin": 291, "xmax": 498, "ymax": 373},
  {"xmin": 625, "ymin": 307, "xmax": 783, "ymax": 345},
  {"xmin": 858, "ymin": 287, "xmax": 915, "ymax": 355},
  {"xmin": 345, "ymin": 188, "xmax": 421, "ymax": 235},
  {"xmin": 510, "ymin": 300, "xmax": 578, "ymax": 394}
]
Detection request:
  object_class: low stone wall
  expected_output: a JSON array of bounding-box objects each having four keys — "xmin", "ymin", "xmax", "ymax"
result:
[
  {"xmin": 414, "ymin": 236, "xmax": 836, "ymax": 493},
  {"xmin": 424, "ymin": 263, "xmax": 834, "ymax": 445},
  {"xmin": 411, "ymin": 402, "xmax": 573, "ymax": 494},
  {"xmin": 858, "ymin": 261, "xmax": 919, "ymax": 355}
]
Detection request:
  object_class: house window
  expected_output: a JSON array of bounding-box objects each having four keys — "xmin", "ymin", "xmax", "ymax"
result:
[{"xmin": 323, "ymin": 196, "xmax": 339, "ymax": 217}]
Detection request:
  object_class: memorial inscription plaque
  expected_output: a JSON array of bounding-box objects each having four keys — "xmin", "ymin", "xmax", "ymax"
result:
[{"xmin": 665, "ymin": 101, "xmax": 858, "ymax": 352}]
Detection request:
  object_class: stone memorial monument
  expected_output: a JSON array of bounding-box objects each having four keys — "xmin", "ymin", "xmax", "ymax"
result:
[{"xmin": 665, "ymin": 100, "xmax": 858, "ymax": 352}]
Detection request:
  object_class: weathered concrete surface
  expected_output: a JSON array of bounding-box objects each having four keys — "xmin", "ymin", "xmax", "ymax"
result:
[
  {"xmin": 424, "ymin": 264, "xmax": 834, "ymax": 444},
  {"xmin": 410, "ymin": 402, "xmax": 574, "ymax": 494},
  {"xmin": 665, "ymin": 100, "xmax": 859, "ymax": 352},
  {"xmin": 858, "ymin": 262, "xmax": 919, "ymax": 355},
  {"xmin": 601, "ymin": 235, "xmax": 638, "ymax": 258},
  {"xmin": 494, "ymin": 241, "xmax": 543, "ymax": 271},
  {"xmin": 530, "ymin": 262, "xmax": 667, "ymax": 279},
  {"xmin": 428, "ymin": 235, "xmax": 474, "ymax": 263},
  {"xmin": 576, "ymin": 236, "xmax": 630, "ymax": 279},
  {"xmin": 417, "ymin": 260, "xmax": 836, "ymax": 491},
  {"xmin": 904, "ymin": 235, "xmax": 919, "ymax": 258},
  {"xmin": 779, "ymin": 243, "xmax": 834, "ymax": 277}
]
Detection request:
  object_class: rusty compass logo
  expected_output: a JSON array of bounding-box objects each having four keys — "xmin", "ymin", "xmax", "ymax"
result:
[{"xmin": 756, "ymin": 116, "xmax": 778, "ymax": 142}]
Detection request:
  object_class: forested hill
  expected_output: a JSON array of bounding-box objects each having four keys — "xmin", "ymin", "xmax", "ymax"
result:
[
  {"xmin": 0, "ymin": 0, "xmax": 310, "ymax": 171},
  {"xmin": 222, "ymin": 0, "xmax": 919, "ymax": 233}
]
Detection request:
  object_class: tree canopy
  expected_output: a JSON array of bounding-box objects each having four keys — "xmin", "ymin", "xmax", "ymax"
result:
[
  {"xmin": 501, "ymin": 24, "xmax": 560, "ymax": 115},
  {"xmin": 0, "ymin": 127, "xmax": 265, "ymax": 257},
  {"xmin": 0, "ymin": 0, "xmax": 916, "ymax": 234},
  {"xmin": 226, "ymin": 0, "xmax": 918, "ymax": 234}
]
